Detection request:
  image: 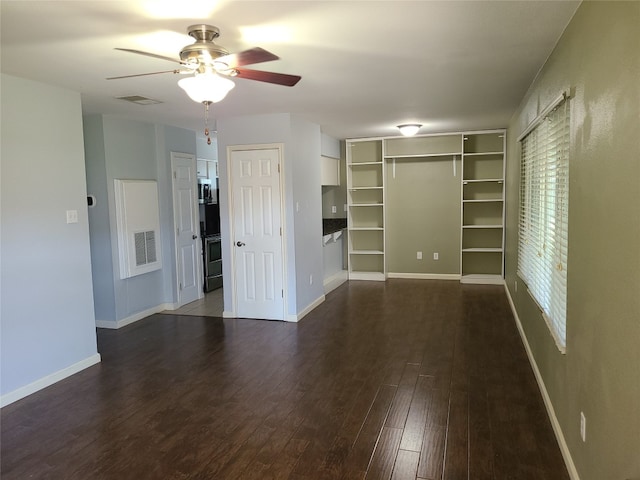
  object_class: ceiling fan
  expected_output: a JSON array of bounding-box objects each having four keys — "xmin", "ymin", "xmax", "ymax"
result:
[
  {"xmin": 108, "ymin": 24, "xmax": 302, "ymax": 93},
  {"xmin": 109, "ymin": 24, "xmax": 301, "ymax": 144}
]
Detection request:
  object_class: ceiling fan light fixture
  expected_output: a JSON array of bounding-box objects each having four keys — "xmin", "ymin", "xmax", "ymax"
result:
[
  {"xmin": 397, "ymin": 124, "xmax": 422, "ymax": 137},
  {"xmin": 178, "ymin": 71, "xmax": 235, "ymax": 103}
]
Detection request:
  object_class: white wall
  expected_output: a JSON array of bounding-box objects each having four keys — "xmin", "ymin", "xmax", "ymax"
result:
[{"xmin": 0, "ymin": 74, "xmax": 100, "ymax": 405}]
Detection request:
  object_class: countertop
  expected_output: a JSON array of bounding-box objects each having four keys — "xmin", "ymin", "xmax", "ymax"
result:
[{"xmin": 323, "ymin": 218, "xmax": 347, "ymax": 235}]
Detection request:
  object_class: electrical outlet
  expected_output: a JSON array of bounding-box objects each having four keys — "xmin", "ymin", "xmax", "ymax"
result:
[
  {"xmin": 309, "ymin": 274, "xmax": 313, "ymax": 285},
  {"xmin": 433, "ymin": 252, "xmax": 439, "ymax": 260},
  {"xmin": 417, "ymin": 251, "xmax": 422, "ymax": 260},
  {"xmin": 331, "ymin": 205, "xmax": 337, "ymax": 213},
  {"xmin": 580, "ymin": 412, "xmax": 586, "ymax": 442}
]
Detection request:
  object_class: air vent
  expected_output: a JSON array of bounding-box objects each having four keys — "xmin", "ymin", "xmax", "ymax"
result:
[
  {"xmin": 117, "ymin": 95, "xmax": 163, "ymax": 105},
  {"xmin": 134, "ymin": 231, "xmax": 157, "ymax": 266}
]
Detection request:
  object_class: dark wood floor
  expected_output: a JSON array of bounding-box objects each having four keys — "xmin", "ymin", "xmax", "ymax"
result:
[{"xmin": 1, "ymin": 280, "xmax": 569, "ymax": 480}]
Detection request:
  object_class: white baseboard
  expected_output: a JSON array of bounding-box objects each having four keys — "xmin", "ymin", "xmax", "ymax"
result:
[
  {"xmin": 504, "ymin": 285, "xmax": 580, "ymax": 480},
  {"xmin": 323, "ymin": 270, "xmax": 348, "ymax": 294},
  {"xmin": 1, "ymin": 353, "xmax": 102, "ymax": 408},
  {"xmin": 285, "ymin": 294, "xmax": 325, "ymax": 322},
  {"xmin": 222, "ymin": 310, "xmax": 235, "ymax": 318},
  {"xmin": 388, "ymin": 272, "xmax": 461, "ymax": 281},
  {"xmin": 96, "ymin": 303, "xmax": 175, "ymax": 329}
]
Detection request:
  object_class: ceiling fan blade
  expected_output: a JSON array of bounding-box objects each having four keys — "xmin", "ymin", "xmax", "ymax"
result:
[
  {"xmin": 106, "ymin": 70, "xmax": 180, "ymax": 80},
  {"xmin": 235, "ymin": 68, "xmax": 301, "ymax": 87},
  {"xmin": 216, "ymin": 47, "xmax": 279, "ymax": 68},
  {"xmin": 115, "ymin": 48, "xmax": 183, "ymax": 65}
]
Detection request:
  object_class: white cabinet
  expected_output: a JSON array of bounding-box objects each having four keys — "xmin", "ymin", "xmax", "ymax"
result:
[
  {"xmin": 346, "ymin": 140, "xmax": 385, "ymax": 281},
  {"xmin": 321, "ymin": 155, "xmax": 340, "ymax": 186},
  {"xmin": 197, "ymin": 159, "xmax": 218, "ymax": 179},
  {"xmin": 460, "ymin": 131, "xmax": 506, "ymax": 284},
  {"xmin": 197, "ymin": 159, "xmax": 208, "ymax": 178}
]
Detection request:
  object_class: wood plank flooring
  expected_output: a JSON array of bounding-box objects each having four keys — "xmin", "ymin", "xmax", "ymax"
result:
[{"xmin": 1, "ymin": 280, "xmax": 570, "ymax": 479}]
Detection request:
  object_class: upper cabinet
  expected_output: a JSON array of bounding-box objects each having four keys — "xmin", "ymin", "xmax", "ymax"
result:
[
  {"xmin": 197, "ymin": 159, "xmax": 218, "ymax": 179},
  {"xmin": 321, "ymin": 155, "xmax": 340, "ymax": 186}
]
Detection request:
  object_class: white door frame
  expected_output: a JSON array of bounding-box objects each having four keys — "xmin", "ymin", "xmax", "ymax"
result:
[
  {"xmin": 227, "ymin": 143, "xmax": 287, "ymax": 320},
  {"xmin": 171, "ymin": 151, "xmax": 203, "ymax": 307}
]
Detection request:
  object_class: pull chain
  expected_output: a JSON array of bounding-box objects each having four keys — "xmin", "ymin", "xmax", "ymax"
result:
[{"xmin": 203, "ymin": 101, "xmax": 212, "ymax": 145}]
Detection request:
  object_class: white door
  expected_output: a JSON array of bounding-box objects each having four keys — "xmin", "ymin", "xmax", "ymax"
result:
[
  {"xmin": 171, "ymin": 152, "xmax": 202, "ymax": 306},
  {"xmin": 231, "ymin": 147, "xmax": 284, "ymax": 320}
]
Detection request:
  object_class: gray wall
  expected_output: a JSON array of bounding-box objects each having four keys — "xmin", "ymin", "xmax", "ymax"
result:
[
  {"xmin": 385, "ymin": 157, "xmax": 461, "ymax": 275},
  {"xmin": 1, "ymin": 74, "xmax": 99, "ymax": 400},
  {"xmin": 216, "ymin": 113, "xmax": 324, "ymax": 318},
  {"xmin": 504, "ymin": 3, "xmax": 640, "ymax": 479}
]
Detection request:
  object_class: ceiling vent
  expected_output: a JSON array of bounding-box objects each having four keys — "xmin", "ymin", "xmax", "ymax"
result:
[{"xmin": 117, "ymin": 95, "xmax": 162, "ymax": 105}]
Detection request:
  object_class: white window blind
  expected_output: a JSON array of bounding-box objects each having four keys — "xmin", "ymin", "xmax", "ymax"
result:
[{"xmin": 518, "ymin": 95, "xmax": 570, "ymax": 351}]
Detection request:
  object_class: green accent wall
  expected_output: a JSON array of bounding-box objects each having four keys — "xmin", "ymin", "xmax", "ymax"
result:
[
  {"xmin": 385, "ymin": 157, "xmax": 461, "ymax": 275},
  {"xmin": 504, "ymin": 2, "xmax": 640, "ymax": 479}
]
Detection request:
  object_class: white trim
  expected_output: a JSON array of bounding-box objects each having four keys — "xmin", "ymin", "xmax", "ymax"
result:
[
  {"xmin": 1, "ymin": 353, "xmax": 102, "ymax": 407},
  {"xmin": 349, "ymin": 271, "xmax": 386, "ymax": 281},
  {"xmin": 96, "ymin": 303, "xmax": 175, "ymax": 329},
  {"xmin": 284, "ymin": 294, "xmax": 325, "ymax": 322},
  {"xmin": 323, "ymin": 270, "xmax": 348, "ymax": 294},
  {"xmin": 388, "ymin": 272, "xmax": 460, "ymax": 281},
  {"xmin": 504, "ymin": 285, "xmax": 580, "ymax": 480},
  {"xmin": 517, "ymin": 90, "xmax": 570, "ymax": 141},
  {"xmin": 222, "ymin": 310, "xmax": 235, "ymax": 318}
]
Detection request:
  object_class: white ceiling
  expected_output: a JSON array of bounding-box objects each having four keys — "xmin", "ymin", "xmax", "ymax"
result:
[{"xmin": 0, "ymin": 0, "xmax": 580, "ymax": 140}]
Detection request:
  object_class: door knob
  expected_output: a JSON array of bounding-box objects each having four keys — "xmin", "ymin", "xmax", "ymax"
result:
[
  {"xmin": 192, "ymin": 235, "xmax": 198, "ymax": 240},
  {"xmin": 236, "ymin": 241, "xmax": 245, "ymax": 247}
]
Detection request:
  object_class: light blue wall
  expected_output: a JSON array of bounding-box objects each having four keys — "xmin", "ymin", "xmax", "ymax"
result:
[
  {"xmin": 1, "ymin": 74, "xmax": 100, "ymax": 400},
  {"xmin": 84, "ymin": 115, "xmax": 116, "ymax": 321},
  {"xmin": 196, "ymin": 135, "xmax": 218, "ymax": 160},
  {"xmin": 84, "ymin": 116, "xmax": 197, "ymax": 324},
  {"xmin": 291, "ymin": 118, "xmax": 324, "ymax": 311},
  {"xmin": 321, "ymin": 132, "xmax": 341, "ymax": 158},
  {"xmin": 216, "ymin": 113, "xmax": 296, "ymax": 315},
  {"xmin": 217, "ymin": 113, "xmax": 325, "ymax": 318},
  {"xmin": 157, "ymin": 124, "xmax": 198, "ymax": 303}
]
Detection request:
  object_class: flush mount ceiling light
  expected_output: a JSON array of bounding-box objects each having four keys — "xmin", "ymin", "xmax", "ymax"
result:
[{"xmin": 397, "ymin": 124, "xmax": 422, "ymax": 137}]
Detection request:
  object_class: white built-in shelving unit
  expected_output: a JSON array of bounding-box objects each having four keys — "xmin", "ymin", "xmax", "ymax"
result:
[
  {"xmin": 346, "ymin": 139, "xmax": 386, "ymax": 280},
  {"xmin": 460, "ymin": 131, "xmax": 506, "ymax": 284},
  {"xmin": 346, "ymin": 129, "xmax": 506, "ymax": 284}
]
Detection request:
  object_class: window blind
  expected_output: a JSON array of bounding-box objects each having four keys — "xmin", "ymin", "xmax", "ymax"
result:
[{"xmin": 518, "ymin": 97, "xmax": 570, "ymax": 350}]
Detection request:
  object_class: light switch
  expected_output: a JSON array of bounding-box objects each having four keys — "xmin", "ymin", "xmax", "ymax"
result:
[
  {"xmin": 66, "ymin": 210, "xmax": 78, "ymax": 224},
  {"xmin": 331, "ymin": 205, "xmax": 337, "ymax": 213}
]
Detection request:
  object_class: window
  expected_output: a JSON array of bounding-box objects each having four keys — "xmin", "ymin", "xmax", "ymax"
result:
[{"xmin": 518, "ymin": 94, "xmax": 570, "ymax": 351}]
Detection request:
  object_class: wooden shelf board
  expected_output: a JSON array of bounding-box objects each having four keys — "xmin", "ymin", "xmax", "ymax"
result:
[
  {"xmin": 462, "ymin": 199, "xmax": 504, "ymax": 203},
  {"xmin": 349, "ymin": 250, "xmax": 384, "ymax": 255}
]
